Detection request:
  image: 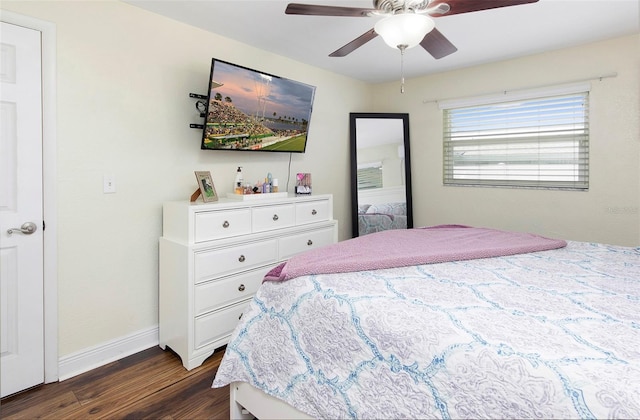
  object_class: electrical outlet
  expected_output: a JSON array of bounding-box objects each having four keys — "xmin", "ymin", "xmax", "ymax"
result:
[{"xmin": 103, "ymin": 175, "xmax": 116, "ymax": 193}]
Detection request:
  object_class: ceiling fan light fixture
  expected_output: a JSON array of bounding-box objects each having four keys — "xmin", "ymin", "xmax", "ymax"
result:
[{"xmin": 374, "ymin": 13, "xmax": 435, "ymax": 50}]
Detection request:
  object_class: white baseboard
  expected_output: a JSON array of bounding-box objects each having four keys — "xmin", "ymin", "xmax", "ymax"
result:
[{"xmin": 58, "ymin": 325, "xmax": 159, "ymax": 381}]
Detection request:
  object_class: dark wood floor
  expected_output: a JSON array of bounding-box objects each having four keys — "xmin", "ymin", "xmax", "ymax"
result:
[{"xmin": 0, "ymin": 346, "xmax": 229, "ymax": 419}]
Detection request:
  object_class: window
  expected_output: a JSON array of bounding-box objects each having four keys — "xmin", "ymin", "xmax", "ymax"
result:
[{"xmin": 441, "ymin": 84, "xmax": 590, "ymax": 190}]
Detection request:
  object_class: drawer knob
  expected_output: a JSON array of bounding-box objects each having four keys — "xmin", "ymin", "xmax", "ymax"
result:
[
  {"xmin": 272, "ymin": 214, "xmax": 279, "ymax": 221},
  {"xmin": 307, "ymin": 239, "xmax": 313, "ymax": 246},
  {"xmin": 311, "ymin": 209, "xmax": 317, "ymax": 215},
  {"xmin": 238, "ymin": 284, "xmax": 246, "ymax": 292},
  {"xmin": 222, "ymin": 221, "xmax": 230, "ymax": 228},
  {"xmin": 238, "ymin": 255, "xmax": 245, "ymax": 262}
]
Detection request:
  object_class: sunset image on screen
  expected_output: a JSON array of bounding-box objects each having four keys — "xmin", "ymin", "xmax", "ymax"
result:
[{"xmin": 202, "ymin": 60, "xmax": 315, "ymax": 152}]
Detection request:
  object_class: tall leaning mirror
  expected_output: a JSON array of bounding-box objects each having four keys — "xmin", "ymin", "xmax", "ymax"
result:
[{"xmin": 350, "ymin": 113, "xmax": 413, "ymax": 237}]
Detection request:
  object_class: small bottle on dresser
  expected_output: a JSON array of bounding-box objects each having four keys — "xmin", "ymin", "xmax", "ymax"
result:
[
  {"xmin": 263, "ymin": 177, "xmax": 271, "ymax": 193},
  {"xmin": 234, "ymin": 167, "xmax": 243, "ymax": 194}
]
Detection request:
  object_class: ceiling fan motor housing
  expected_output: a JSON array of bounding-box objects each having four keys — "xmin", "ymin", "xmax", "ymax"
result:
[{"xmin": 374, "ymin": 0, "xmax": 431, "ymax": 14}]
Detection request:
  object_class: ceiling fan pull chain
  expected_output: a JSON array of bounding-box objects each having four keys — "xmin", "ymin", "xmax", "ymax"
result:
[{"xmin": 399, "ymin": 44, "xmax": 407, "ymax": 94}]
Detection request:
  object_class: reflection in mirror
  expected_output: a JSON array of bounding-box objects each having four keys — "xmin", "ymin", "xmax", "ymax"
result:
[{"xmin": 350, "ymin": 113, "xmax": 412, "ymax": 237}]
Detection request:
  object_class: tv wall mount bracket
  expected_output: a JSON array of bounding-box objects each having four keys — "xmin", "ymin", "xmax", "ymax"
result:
[{"xmin": 189, "ymin": 93, "xmax": 206, "ymax": 129}]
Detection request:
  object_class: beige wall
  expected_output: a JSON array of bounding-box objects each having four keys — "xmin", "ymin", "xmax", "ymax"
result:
[
  {"xmin": 1, "ymin": 0, "xmax": 370, "ymax": 356},
  {"xmin": 2, "ymin": 0, "xmax": 638, "ymax": 361},
  {"xmin": 372, "ymin": 34, "xmax": 640, "ymax": 247}
]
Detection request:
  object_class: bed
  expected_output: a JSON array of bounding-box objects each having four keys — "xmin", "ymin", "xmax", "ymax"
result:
[
  {"xmin": 212, "ymin": 225, "xmax": 640, "ymax": 419},
  {"xmin": 358, "ymin": 202, "xmax": 407, "ymax": 235}
]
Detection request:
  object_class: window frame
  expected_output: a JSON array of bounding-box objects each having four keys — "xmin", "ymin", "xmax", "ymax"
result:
[{"xmin": 439, "ymin": 82, "xmax": 591, "ymax": 190}]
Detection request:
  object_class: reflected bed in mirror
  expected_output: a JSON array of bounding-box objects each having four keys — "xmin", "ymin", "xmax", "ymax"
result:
[{"xmin": 350, "ymin": 113, "xmax": 413, "ymax": 237}]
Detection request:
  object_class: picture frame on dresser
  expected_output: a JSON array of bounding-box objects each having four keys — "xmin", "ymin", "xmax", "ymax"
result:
[
  {"xmin": 295, "ymin": 173, "xmax": 311, "ymax": 195},
  {"xmin": 194, "ymin": 171, "xmax": 218, "ymax": 202}
]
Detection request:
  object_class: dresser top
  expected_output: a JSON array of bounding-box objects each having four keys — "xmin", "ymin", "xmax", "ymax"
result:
[{"xmin": 165, "ymin": 194, "xmax": 332, "ymax": 212}]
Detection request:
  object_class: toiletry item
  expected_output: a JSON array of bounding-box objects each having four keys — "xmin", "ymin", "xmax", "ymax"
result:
[
  {"xmin": 266, "ymin": 172, "xmax": 273, "ymax": 193},
  {"xmin": 263, "ymin": 177, "xmax": 271, "ymax": 193},
  {"xmin": 272, "ymin": 178, "xmax": 279, "ymax": 193},
  {"xmin": 234, "ymin": 167, "xmax": 243, "ymax": 194}
]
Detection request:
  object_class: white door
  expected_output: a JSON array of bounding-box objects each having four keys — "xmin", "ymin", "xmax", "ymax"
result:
[{"xmin": 0, "ymin": 21, "xmax": 45, "ymax": 398}]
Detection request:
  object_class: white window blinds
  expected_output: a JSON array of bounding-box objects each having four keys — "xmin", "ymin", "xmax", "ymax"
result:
[
  {"xmin": 357, "ymin": 162, "xmax": 383, "ymax": 190},
  {"xmin": 441, "ymin": 84, "xmax": 590, "ymax": 190}
]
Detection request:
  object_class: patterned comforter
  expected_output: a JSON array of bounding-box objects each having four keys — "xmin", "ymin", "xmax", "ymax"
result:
[{"xmin": 213, "ymin": 241, "xmax": 640, "ymax": 419}]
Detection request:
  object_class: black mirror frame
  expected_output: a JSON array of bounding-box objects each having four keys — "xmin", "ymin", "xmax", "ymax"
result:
[{"xmin": 350, "ymin": 112, "xmax": 413, "ymax": 238}]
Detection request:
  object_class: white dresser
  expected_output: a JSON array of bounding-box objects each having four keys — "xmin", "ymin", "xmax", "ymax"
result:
[{"xmin": 159, "ymin": 194, "xmax": 338, "ymax": 370}]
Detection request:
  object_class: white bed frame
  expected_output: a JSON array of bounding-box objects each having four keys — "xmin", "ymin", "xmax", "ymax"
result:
[{"xmin": 230, "ymin": 381, "xmax": 312, "ymax": 420}]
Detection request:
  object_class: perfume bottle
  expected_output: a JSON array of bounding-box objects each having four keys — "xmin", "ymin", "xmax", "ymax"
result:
[{"xmin": 263, "ymin": 177, "xmax": 271, "ymax": 193}]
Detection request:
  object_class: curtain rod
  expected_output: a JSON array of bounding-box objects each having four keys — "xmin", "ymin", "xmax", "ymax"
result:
[{"xmin": 422, "ymin": 72, "xmax": 618, "ymax": 105}]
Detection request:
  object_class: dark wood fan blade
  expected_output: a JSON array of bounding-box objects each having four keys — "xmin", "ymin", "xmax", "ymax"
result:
[
  {"xmin": 420, "ymin": 28, "xmax": 457, "ymax": 59},
  {"xmin": 285, "ymin": 3, "xmax": 376, "ymax": 17},
  {"xmin": 329, "ymin": 29, "xmax": 378, "ymax": 57},
  {"xmin": 429, "ymin": 0, "xmax": 538, "ymax": 16}
]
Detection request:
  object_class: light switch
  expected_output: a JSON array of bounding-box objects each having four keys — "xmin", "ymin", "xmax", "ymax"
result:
[{"xmin": 103, "ymin": 175, "xmax": 116, "ymax": 193}]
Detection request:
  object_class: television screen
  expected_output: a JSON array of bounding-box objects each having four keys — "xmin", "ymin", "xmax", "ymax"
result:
[{"xmin": 201, "ymin": 59, "xmax": 316, "ymax": 153}]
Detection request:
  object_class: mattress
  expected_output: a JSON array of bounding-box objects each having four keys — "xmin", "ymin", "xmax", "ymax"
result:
[{"xmin": 213, "ymin": 240, "xmax": 640, "ymax": 419}]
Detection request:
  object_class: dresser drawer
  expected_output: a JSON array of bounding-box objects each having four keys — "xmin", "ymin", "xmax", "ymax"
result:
[
  {"xmin": 279, "ymin": 226, "xmax": 335, "ymax": 260},
  {"xmin": 194, "ymin": 239, "xmax": 278, "ymax": 283},
  {"xmin": 194, "ymin": 266, "xmax": 274, "ymax": 316},
  {"xmin": 296, "ymin": 199, "xmax": 330, "ymax": 225},
  {"xmin": 194, "ymin": 209, "xmax": 251, "ymax": 243},
  {"xmin": 252, "ymin": 204, "xmax": 295, "ymax": 233},
  {"xmin": 194, "ymin": 300, "xmax": 249, "ymax": 350}
]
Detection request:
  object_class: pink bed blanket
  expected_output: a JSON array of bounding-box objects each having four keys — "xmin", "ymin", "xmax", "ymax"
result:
[{"xmin": 264, "ymin": 225, "xmax": 567, "ymax": 282}]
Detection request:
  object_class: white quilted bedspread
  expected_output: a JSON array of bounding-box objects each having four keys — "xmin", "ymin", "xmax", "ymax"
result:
[{"xmin": 213, "ymin": 241, "xmax": 640, "ymax": 419}]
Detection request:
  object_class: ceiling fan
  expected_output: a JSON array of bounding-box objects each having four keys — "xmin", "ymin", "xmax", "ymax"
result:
[{"xmin": 285, "ymin": 0, "xmax": 539, "ymax": 59}]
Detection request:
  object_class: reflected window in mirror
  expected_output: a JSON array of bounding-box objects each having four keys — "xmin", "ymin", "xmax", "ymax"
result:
[
  {"xmin": 357, "ymin": 162, "xmax": 383, "ymax": 190},
  {"xmin": 350, "ymin": 113, "xmax": 413, "ymax": 238}
]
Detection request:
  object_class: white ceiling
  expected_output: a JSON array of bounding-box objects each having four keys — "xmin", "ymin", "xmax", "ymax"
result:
[{"xmin": 126, "ymin": 0, "xmax": 639, "ymax": 83}]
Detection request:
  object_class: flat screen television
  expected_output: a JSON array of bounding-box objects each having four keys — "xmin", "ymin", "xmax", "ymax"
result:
[{"xmin": 201, "ymin": 59, "xmax": 316, "ymax": 153}]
